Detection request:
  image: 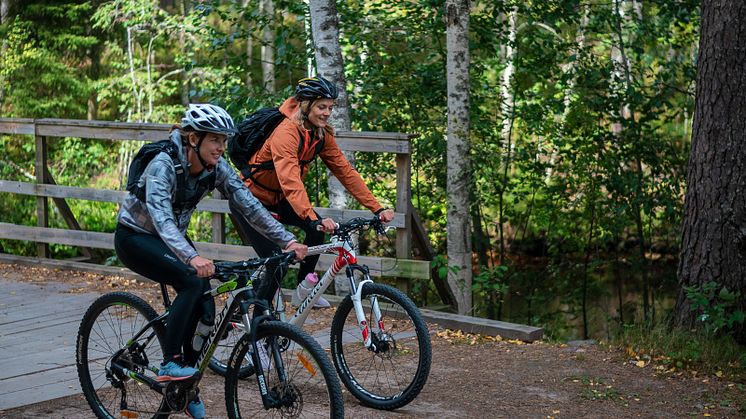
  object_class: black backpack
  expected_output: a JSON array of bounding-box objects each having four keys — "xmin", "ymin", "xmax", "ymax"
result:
[
  {"xmin": 228, "ymin": 107, "xmax": 325, "ymax": 184},
  {"xmin": 126, "ymin": 139, "xmax": 214, "ymax": 210}
]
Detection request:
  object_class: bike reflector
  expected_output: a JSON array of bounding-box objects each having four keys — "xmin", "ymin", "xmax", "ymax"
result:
[{"xmin": 297, "ymin": 352, "xmax": 317, "ymax": 377}]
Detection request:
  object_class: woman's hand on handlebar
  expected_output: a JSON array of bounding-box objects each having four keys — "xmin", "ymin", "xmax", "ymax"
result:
[
  {"xmin": 189, "ymin": 255, "xmax": 215, "ymax": 278},
  {"xmin": 319, "ymin": 217, "xmax": 338, "ymax": 233},
  {"xmin": 285, "ymin": 241, "xmax": 308, "ymax": 261},
  {"xmin": 377, "ymin": 208, "xmax": 395, "ymax": 223}
]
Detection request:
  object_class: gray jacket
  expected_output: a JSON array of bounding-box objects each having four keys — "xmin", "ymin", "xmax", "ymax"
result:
[{"xmin": 117, "ymin": 130, "xmax": 295, "ymax": 264}]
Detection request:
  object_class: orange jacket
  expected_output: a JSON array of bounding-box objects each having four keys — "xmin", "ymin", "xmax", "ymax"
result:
[{"xmin": 244, "ymin": 97, "xmax": 383, "ymax": 221}]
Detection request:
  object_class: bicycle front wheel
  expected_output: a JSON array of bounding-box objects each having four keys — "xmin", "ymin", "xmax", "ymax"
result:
[
  {"xmin": 76, "ymin": 292, "xmax": 168, "ymax": 419},
  {"xmin": 225, "ymin": 321, "xmax": 344, "ymax": 418},
  {"xmin": 330, "ymin": 283, "xmax": 432, "ymax": 410}
]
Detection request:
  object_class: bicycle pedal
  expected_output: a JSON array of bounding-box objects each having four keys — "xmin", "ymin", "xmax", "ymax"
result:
[{"xmin": 120, "ymin": 410, "xmax": 138, "ymax": 418}]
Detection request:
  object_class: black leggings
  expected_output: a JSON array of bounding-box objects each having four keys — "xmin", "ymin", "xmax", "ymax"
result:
[
  {"xmin": 230, "ymin": 198, "xmax": 325, "ymax": 304},
  {"xmin": 114, "ymin": 223, "xmax": 214, "ymax": 363}
]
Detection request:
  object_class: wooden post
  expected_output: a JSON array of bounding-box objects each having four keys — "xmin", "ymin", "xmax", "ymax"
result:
[
  {"xmin": 44, "ymin": 166, "xmax": 94, "ymax": 260},
  {"xmin": 211, "ymin": 190, "xmax": 225, "ymax": 244},
  {"xmin": 395, "ymin": 152, "xmax": 412, "ymax": 293},
  {"xmin": 35, "ymin": 134, "xmax": 49, "ymax": 258}
]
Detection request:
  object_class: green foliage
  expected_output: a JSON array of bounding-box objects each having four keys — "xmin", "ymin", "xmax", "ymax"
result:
[
  {"xmin": 0, "ymin": 0, "xmax": 718, "ymax": 344},
  {"xmin": 685, "ymin": 281, "xmax": 746, "ymax": 335}
]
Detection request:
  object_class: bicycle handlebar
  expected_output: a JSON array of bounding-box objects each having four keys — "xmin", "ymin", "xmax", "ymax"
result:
[
  {"xmin": 332, "ymin": 215, "xmax": 387, "ymax": 237},
  {"xmin": 213, "ymin": 251, "xmax": 297, "ymax": 277}
]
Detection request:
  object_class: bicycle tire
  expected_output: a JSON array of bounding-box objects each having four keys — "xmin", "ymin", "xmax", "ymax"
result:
[
  {"xmin": 330, "ymin": 283, "xmax": 432, "ymax": 410},
  {"xmin": 76, "ymin": 292, "xmax": 168, "ymax": 419},
  {"xmin": 225, "ymin": 321, "xmax": 344, "ymax": 418}
]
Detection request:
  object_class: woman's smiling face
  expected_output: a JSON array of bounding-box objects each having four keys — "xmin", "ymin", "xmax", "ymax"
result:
[{"xmin": 306, "ymin": 98, "xmax": 334, "ymax": 129}]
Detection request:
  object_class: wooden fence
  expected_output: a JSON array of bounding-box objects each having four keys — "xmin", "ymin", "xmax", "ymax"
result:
[{"xmin": 0, "ymin": 118, "xmax": 453, "ymax": 304}]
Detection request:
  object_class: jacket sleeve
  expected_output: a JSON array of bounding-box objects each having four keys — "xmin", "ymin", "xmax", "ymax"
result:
[
  {"xmin": 318, "ymin": 135, "xmax": 383, "ymax": 213},
  {"xmin": 269, "ymin": 126, "xmax": 320, "ymax": 221},
  {"xmin": 143, "ymin": 156, "xmax": 199, "ymax": 264},
  {"xmin": 215, "ymin": 159, "xmax": 297, "ymax": 247}
]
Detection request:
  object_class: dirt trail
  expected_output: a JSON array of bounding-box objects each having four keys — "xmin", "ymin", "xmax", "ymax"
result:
[{"xmin": 0, "ymin": 263, "xmax": 744, "ymax": 418}]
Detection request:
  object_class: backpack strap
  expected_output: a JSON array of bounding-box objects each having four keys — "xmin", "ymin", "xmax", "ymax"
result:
[{"xmin": 166, "ymin": 142, "xmax": 189, "ymax": 210}]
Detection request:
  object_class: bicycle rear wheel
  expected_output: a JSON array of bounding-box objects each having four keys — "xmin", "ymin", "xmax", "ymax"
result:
[
  {"xmin": 330, "ymin": 283, "xmax": 432, "ymax": 410},
  {"xmin": 76, "ymin": 292, "xmax": 168, "ymax": 419},
  {"xmin": 225, "ymin": 321, "xmax": 344, "ymax": 418}
]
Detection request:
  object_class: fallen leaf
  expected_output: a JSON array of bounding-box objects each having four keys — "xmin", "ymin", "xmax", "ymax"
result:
[{"xmin": 635, "ymin": 360, "xmax": 645, "ymax": 368}]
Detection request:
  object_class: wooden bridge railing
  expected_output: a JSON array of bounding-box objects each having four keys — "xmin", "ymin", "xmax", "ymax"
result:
[{"xmin": 0, "ymin": 118, "xmax": 452, "ymax": 301}]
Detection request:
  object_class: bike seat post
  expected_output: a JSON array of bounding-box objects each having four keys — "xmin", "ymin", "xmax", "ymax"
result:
[{"xmin": 160, "ymin": 283, "xmax": 172, "ymax": 308}]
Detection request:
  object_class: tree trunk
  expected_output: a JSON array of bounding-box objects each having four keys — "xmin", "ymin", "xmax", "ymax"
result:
[
  {"xmin": 445, "ymin": 0, "xmax": 472, "ymax": 315},
  {"xmin": 497, "ymin": 8, "xmax": 516, "ymax": 265},
  {"xmin": 179, "ymin": 0, "xmax": 189, "ymax": 105},
  {"xmin": 260, "ymin": 0, "xmax": 275, "ymax": 93},
  {"xmin": 243, "ymin": 0, "xmax": 253, "ymax": 89},
  {"xmin": 0, "ymin": 0, "xmax": 11, "ymax": 106},
  {"xmin": 308, "ymin": 0, "xmax": 355, "ymax": 296},
  {"xmin": 308, "ymin": 0, "xmax": 353, "ymax": 211},
  {"xmin": 675, "ymin": 0, "xmax": 746, "ymax": 340}
]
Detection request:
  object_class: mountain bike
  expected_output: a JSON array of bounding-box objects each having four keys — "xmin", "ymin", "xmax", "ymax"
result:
[
  {"xmin": 76, "ymin": 252, "xmax": 344, "ymax": 419},
  {"xmin": 210, "ymin": 216, "xmax": 432, "ymax": 411}
]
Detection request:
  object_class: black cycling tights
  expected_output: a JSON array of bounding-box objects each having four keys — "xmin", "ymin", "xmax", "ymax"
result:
[
  {"xmin": 230, "ymin": 198, "xmax": 325, "ymax": 305},
  {"xmin": 114, "ymin": 223, "xmax": 213, "ymax": 364}
]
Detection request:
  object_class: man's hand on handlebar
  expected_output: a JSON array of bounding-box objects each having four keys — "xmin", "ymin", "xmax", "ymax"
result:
[
  {"xmin": 285, "ymin": 241, "xmax": 308, "ymax": 261},
  {"xmin": 189, "ymin": 255, "xmax": 215, "ymax": 278}
]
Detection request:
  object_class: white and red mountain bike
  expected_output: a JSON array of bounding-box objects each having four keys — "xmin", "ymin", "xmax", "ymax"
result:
[{"xmin": 210, "ymin": 215, "xmax": 432, "ymax": 410}]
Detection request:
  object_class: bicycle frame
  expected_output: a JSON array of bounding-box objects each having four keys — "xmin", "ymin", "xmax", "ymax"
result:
[
  {"xmin": 272, "ymin": 234, "xmax": 384, "ymax": 350},
  {"xmin": 109, "ymin": 264, "xmax": 285, "ymax": 408}
]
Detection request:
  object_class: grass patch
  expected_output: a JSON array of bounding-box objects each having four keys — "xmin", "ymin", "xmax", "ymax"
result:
[{"xmin": 614, "ymin": 323, "xmax": 746, "ymax": 381}]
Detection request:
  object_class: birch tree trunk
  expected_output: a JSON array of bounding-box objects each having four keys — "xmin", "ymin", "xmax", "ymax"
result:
[
  {"xmin": 308, "ymin": 0, "xmax": 353, "ymax": 212},
  {"xmin": 260, "ymin": 0, "xmax": 275, "ymax": 93},
  {"xmin": 676, "ymin": 0, "xmax": 746, "ymax": 342},
  {"xmin": 446, "ymin": 0, "xmax": 472, "ymax": 315},
  {"xmin": 496, "ymin": 8, "xmax": 516, "ymax": 265},
  {"xmin": 308, "ymin": 0, "xmax": 355, "ymax": 295}
]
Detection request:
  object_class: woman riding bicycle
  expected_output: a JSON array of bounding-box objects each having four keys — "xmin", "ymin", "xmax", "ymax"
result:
[
  {"xmin": 232, "ymin": 76, "xmax": 394, "ymax": 308},
  {"xmin": 114, "ymin": 103, "xmax": 307, "ymax": 419}
]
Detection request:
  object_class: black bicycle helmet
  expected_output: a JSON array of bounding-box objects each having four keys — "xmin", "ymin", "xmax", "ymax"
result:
[
  {"xmin": 295, "ymin": 76, "xmax": 339, "ymax": 101},
  {"xmin": 182, "ymin": 104, "xmax": 237, "ymax": 137}
]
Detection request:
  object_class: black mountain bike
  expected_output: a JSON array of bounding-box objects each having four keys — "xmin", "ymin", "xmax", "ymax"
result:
[{"xmin": 76, "ymin": 252, "xmax": 344, "ymax": 418}]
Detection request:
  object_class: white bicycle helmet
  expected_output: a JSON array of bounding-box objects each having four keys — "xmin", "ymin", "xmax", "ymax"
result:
[{"xmin": 182, "ymin": 104, "xmax": 237, "ymax": 137}]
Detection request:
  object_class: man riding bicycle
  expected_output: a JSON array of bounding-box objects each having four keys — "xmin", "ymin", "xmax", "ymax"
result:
[{"xmin": 114, "ymin": 103, "xmax": 307, "ymax": 418}]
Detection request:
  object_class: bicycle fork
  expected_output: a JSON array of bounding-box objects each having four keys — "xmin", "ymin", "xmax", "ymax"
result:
[{"xmin": 347, "ymin": 265, "xmax": 386, "ymax": 351}]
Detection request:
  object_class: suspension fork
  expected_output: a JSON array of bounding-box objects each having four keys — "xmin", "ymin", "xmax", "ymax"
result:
[{"xmin": 346, "ymin": 264, "xmax": 383, "ymax": 349}]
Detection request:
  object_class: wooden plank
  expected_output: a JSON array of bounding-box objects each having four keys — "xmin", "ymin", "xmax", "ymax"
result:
[
  {"xmin": 35, "ymin": 118, "xmax": 171, "ymax": 141},
  {"xmin": 0, "ymin": 181, "xmax": 408, "ymax": 227},
  {"xmin": 0, "ymin": 119, "xmax": 35, "ymax": 135},
  {"xmin": 0, "ymin": 223, "xmax": 115, "ymax": 249},
  {"xmin": 335, "ymin": 136, "xmax": 411, "ymax": 153},
  {"xmin": 0, "ymin": 364, "xmax": 83, "ymax": 410},
  {"xmin": 418, "ymin": 307, "xmax": 544, "ymax": 342},
  {"xmin": 0, "ymin": 224, "xmax": 431, "ymax": 279},
  {"xmin": 35, "ymin": 135, "xmax": 50, "ymax": 258}
]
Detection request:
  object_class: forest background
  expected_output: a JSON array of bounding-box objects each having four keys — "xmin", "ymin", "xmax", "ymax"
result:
[{"xmin": 0, "ymin": 0, "xmax": 725, "ymax": 350}]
